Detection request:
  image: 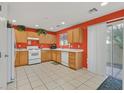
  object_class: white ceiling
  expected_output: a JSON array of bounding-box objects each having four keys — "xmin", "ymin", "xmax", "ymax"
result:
[{"xmin": 8, "ymin": 2, "xmax": 124, "ymax": 32}]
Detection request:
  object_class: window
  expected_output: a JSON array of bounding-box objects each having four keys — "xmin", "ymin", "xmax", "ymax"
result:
[{"xmin": 60, "ymin": 33, "xmax": 69, "ymax": 46}]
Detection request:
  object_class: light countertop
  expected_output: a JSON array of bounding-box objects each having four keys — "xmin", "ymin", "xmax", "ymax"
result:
[
  {"xmin": 42, "ymin": 48, "xmax": 83, "ymax": 52},
  {"xmin": 15, "ymin": 49, "xmax": 28, "ymax": 51},
  {"xmin": 15, "ymin": 48, "xmax": 83, "ymax": 52}
]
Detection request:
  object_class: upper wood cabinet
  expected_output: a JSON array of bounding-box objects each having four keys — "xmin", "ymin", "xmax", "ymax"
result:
[
  {"xmin": 67, "ymin": 28, "xmax": 83, "ymax": 43},
  {"xmin": 27, "ymin": 31, "xmax": 40, "ymax": 38},
  {"xmin": 40, "ymin": 34, "xmax": 56, "ymax": 44},
  {"xmin": 15, "ymin": 30, "xmax": 27, "ymax": 43},
  {"xmin": 73, "ymin": 28, "xmax": 82, "ymax": 43},
  {"xmin": 67, "ymin": 30, "xmax": 73, "ymax": 43}
]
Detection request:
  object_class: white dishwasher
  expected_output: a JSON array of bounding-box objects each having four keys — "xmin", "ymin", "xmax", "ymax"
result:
[{"xmin": 61, "ymin": 52, "xmax": 68, "ymax": 66}]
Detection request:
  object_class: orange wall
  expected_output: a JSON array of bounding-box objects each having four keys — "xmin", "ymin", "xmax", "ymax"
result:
[{"xmin": 56, "ymin": 9, "xmax": 124, "ymax": 68}]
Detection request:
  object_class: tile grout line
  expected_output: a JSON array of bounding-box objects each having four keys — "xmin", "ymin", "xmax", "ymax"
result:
[
  {"xmin": 15, "ymin": 68, "xmax": 18, "ymax": 90},
  {"xmin": 74, "ymin": 75, "xmax": 95, "ymax": 89},
  {"xmin": 31, "ymin": 66, "xmax": 49, "ymax": 90},
  {"xmin": 23, "ymin": 66, "xmax": 33, "ymax": 90}
]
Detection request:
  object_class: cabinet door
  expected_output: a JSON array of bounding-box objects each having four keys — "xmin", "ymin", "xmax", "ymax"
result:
[
  {"xmin": 40, "ymin": 34, "xmax": 46, "ymax": 44},
  {"xmin": 50, "ymin": 35, "xmax": 56, "ymax": 44},
  {"xmin": 73, "ymin": 28, "xmax": 82, "ymax": 43},
  {"xmin": 27, "ymin": 32, "xmax": 39, "ymax": 38},
  {"xmin": 41, "ymin": 51, "xmax": 46, "ymax": 61},
  {"xmin": 41, "ymin": 50, "xmax": 51, "ymax": 62},
  {"xmin": 45, "ymin": 34, "xmax": 51, "ymax": 44},
  {"xmin": 69, "ymin": 52, "xmax": 76, "ymax": 69},
  {"xmin": 52, "ymin": 51, "xmax": 57, "ymax": 61},
  {"xmin": 20, "ymin": 51, "xmax": 28, "ymax": 65},
  {"xmin": 15, "ymin": 51, "xmax": 20, "ymax": 67},
  {"xmin": 56, "ymin": 51, "xmax": 61, "ymax": 63},
  {"xmin": 15, "ymin": 30, "xmax": 27, "ymax": 43},
  {"xmin": 47, "ymin": 51, "xmax": 52, "ymax": 61},
  {"xmin": 67, "ymin": 30, "xmax": 73, "ymax": 43}
]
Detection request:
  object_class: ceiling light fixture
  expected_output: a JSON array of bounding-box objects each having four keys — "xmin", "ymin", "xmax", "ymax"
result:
[
  {"xmin": 35, "ymin": 25, "xmax": 39, "ymax": 27},
  {"xmin": 61, "ymin": 22, "xmax": 65, "ymax": 25},
  {"xmin": 101, "ymin": 2, "xmax": 109, "ymax": 6},
  {"xmin": 12, "ymin": 19, "xmax": 16, "ymax": 23}
]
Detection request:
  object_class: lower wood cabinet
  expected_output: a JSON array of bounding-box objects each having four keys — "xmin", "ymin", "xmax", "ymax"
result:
[
  {"xmin": 69, "ymin": 52, "xmax": 82, "ymax": 70},
  {"xmin": 56, "ymin": 51, "xmax": 61, "ymax": 63},
  {"xmin": 15, "ymin": 51, "xmax": 28, "ymax": 67},
  {"xmin": 41, "ymin": 50, "xmax": 52, "ymax": 62},
  {"xmin": 52, "ymin": 51, "xmax": 57, "ymax": 61},
  {"xmin": 15, "ymin": 50, "xmax": 82, "ymax": 70},
  {"xmin": 52, "ymin": 51, "xmax": 61, "ymax": 63}
]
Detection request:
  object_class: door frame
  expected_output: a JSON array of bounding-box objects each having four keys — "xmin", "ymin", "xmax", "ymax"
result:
[{"xmin": 0, "ymin": 3, "xmax": 8, "ymax": 89}]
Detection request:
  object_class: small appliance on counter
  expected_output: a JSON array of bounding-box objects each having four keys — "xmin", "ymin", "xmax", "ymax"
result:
[{"xmin": 50, "ymin": 44, "xmax": 57, "ymax": 49}]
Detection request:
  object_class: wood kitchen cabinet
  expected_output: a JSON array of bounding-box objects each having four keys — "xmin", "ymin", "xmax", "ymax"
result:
[
  {"xmin": 15, "ymin": 51, "xmax": 28, "ymax": 67},
  {"xmin": 15, "ymin": 51, "xmax": 20, "ymax": 66},
  {"xmin": 52, "ymin": 51, "xmax": 57, "ymax": 61},
  {"xmin": 27, "ymin": 31, "xmax": 40, "ymax": 38},
  {"xmin": 73, "ymin": 28, "xmax": 83, "ymax": 43},
  {"xmin": 51, "ymin": 51, "xmax": 61, "ymax": 63},
  {"xmin": 67, "ymin": 29, "xmax": 73, "ymax": 43},
  {"xmin": 15, "ymin": 30, "xmax": 27, "ymax": 43},
  {"xmin": 40, "ymin": 34, "xmax": 56, "ymax": 44},
  {"xmin": 41, "ymin": 50, "xmax": 52, "ymax": 62},
  {"xmin": 67, "ymin": 28, "xmax": 83, "ymax": 43},
  {"xmin": 69, "ymin": 52, "xmax": 82, "ymax": 70},
  {"xmin": 56, "ymin": 51, "xmax": 61, "ymax": 63}
]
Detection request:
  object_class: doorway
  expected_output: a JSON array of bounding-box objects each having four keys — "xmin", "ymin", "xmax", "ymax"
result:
[{"xmin": 106, "ymin": 20, "xmax": 123, "ymax": 80}]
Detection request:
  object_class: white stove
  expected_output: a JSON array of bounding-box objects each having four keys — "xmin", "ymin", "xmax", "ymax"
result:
[{"xmin": 27, "ymin": 46, "xmax": 41, "ymax": 64}]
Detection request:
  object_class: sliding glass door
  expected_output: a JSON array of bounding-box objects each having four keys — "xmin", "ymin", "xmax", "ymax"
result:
[{"xmin": 106, "ymin": 20, "xmax": 123, "ymax": 80}]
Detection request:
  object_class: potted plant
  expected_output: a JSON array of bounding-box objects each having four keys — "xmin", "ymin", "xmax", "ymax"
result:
[
  {"xmin": 17, "ymin": 25, "xmax": 26, "ymax": 31},
  {"xmin": 36, "ymin": 28, "xmax": 47, "ymax": 36}
]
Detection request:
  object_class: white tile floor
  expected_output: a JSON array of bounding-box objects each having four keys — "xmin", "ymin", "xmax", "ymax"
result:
[{"xmin": 7, "ymin": 61, "xmax": 107, "ymax": 90}]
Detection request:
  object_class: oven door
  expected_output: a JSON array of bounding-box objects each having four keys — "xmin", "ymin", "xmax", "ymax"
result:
[{"xmin": 28, "ymin": 50, "xmax": 41, "ymax": 60}]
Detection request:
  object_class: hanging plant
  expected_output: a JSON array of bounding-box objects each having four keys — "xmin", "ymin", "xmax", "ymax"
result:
[
  {"xmin": 36, "ymin": 28, "xmax": 47, "ymax": 36},
  {"xmin": 17, "ymin": 25, "xmax": 26, "ymax": 32},
  {"xmin": 7, "ymin": 20, "xmax": 12, "ymax": 28}
]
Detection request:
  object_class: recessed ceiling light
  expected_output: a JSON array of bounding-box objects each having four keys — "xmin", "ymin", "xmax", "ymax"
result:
[
  {"xmin": 101, "ymin": 2, "xmax": 109, "ymax": 6},
  {"xmin": 12, "ymin": 19, "xmax": 16, "ymax": 23},
  {"xmin": 35, "ymin": 25, "xmax": 39, "ymax": 27},
  {"xmin": 61, "ymin": 22, "xmax": 65, "ymax": 25}
]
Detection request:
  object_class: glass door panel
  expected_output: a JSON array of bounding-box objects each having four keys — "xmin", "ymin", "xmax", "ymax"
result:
[{"xmin": 106, "ymin": 21, "xmax": 123, "ymax": 80}]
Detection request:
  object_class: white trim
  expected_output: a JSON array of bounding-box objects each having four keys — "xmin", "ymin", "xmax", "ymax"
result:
[{"xmin": 27, "ymin": 37, "xmax": 39, "ymax": 40}]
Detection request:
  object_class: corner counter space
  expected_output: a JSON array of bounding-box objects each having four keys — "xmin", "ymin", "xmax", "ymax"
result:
[{"xmin": 41, "ymin": 48, "xmax": 83, "ymax": 70}]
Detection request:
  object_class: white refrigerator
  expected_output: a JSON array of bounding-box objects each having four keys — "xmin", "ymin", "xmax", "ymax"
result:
[{"xmin": 7, "ymin": 28, "xmax": 15, "ymax": 83}]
